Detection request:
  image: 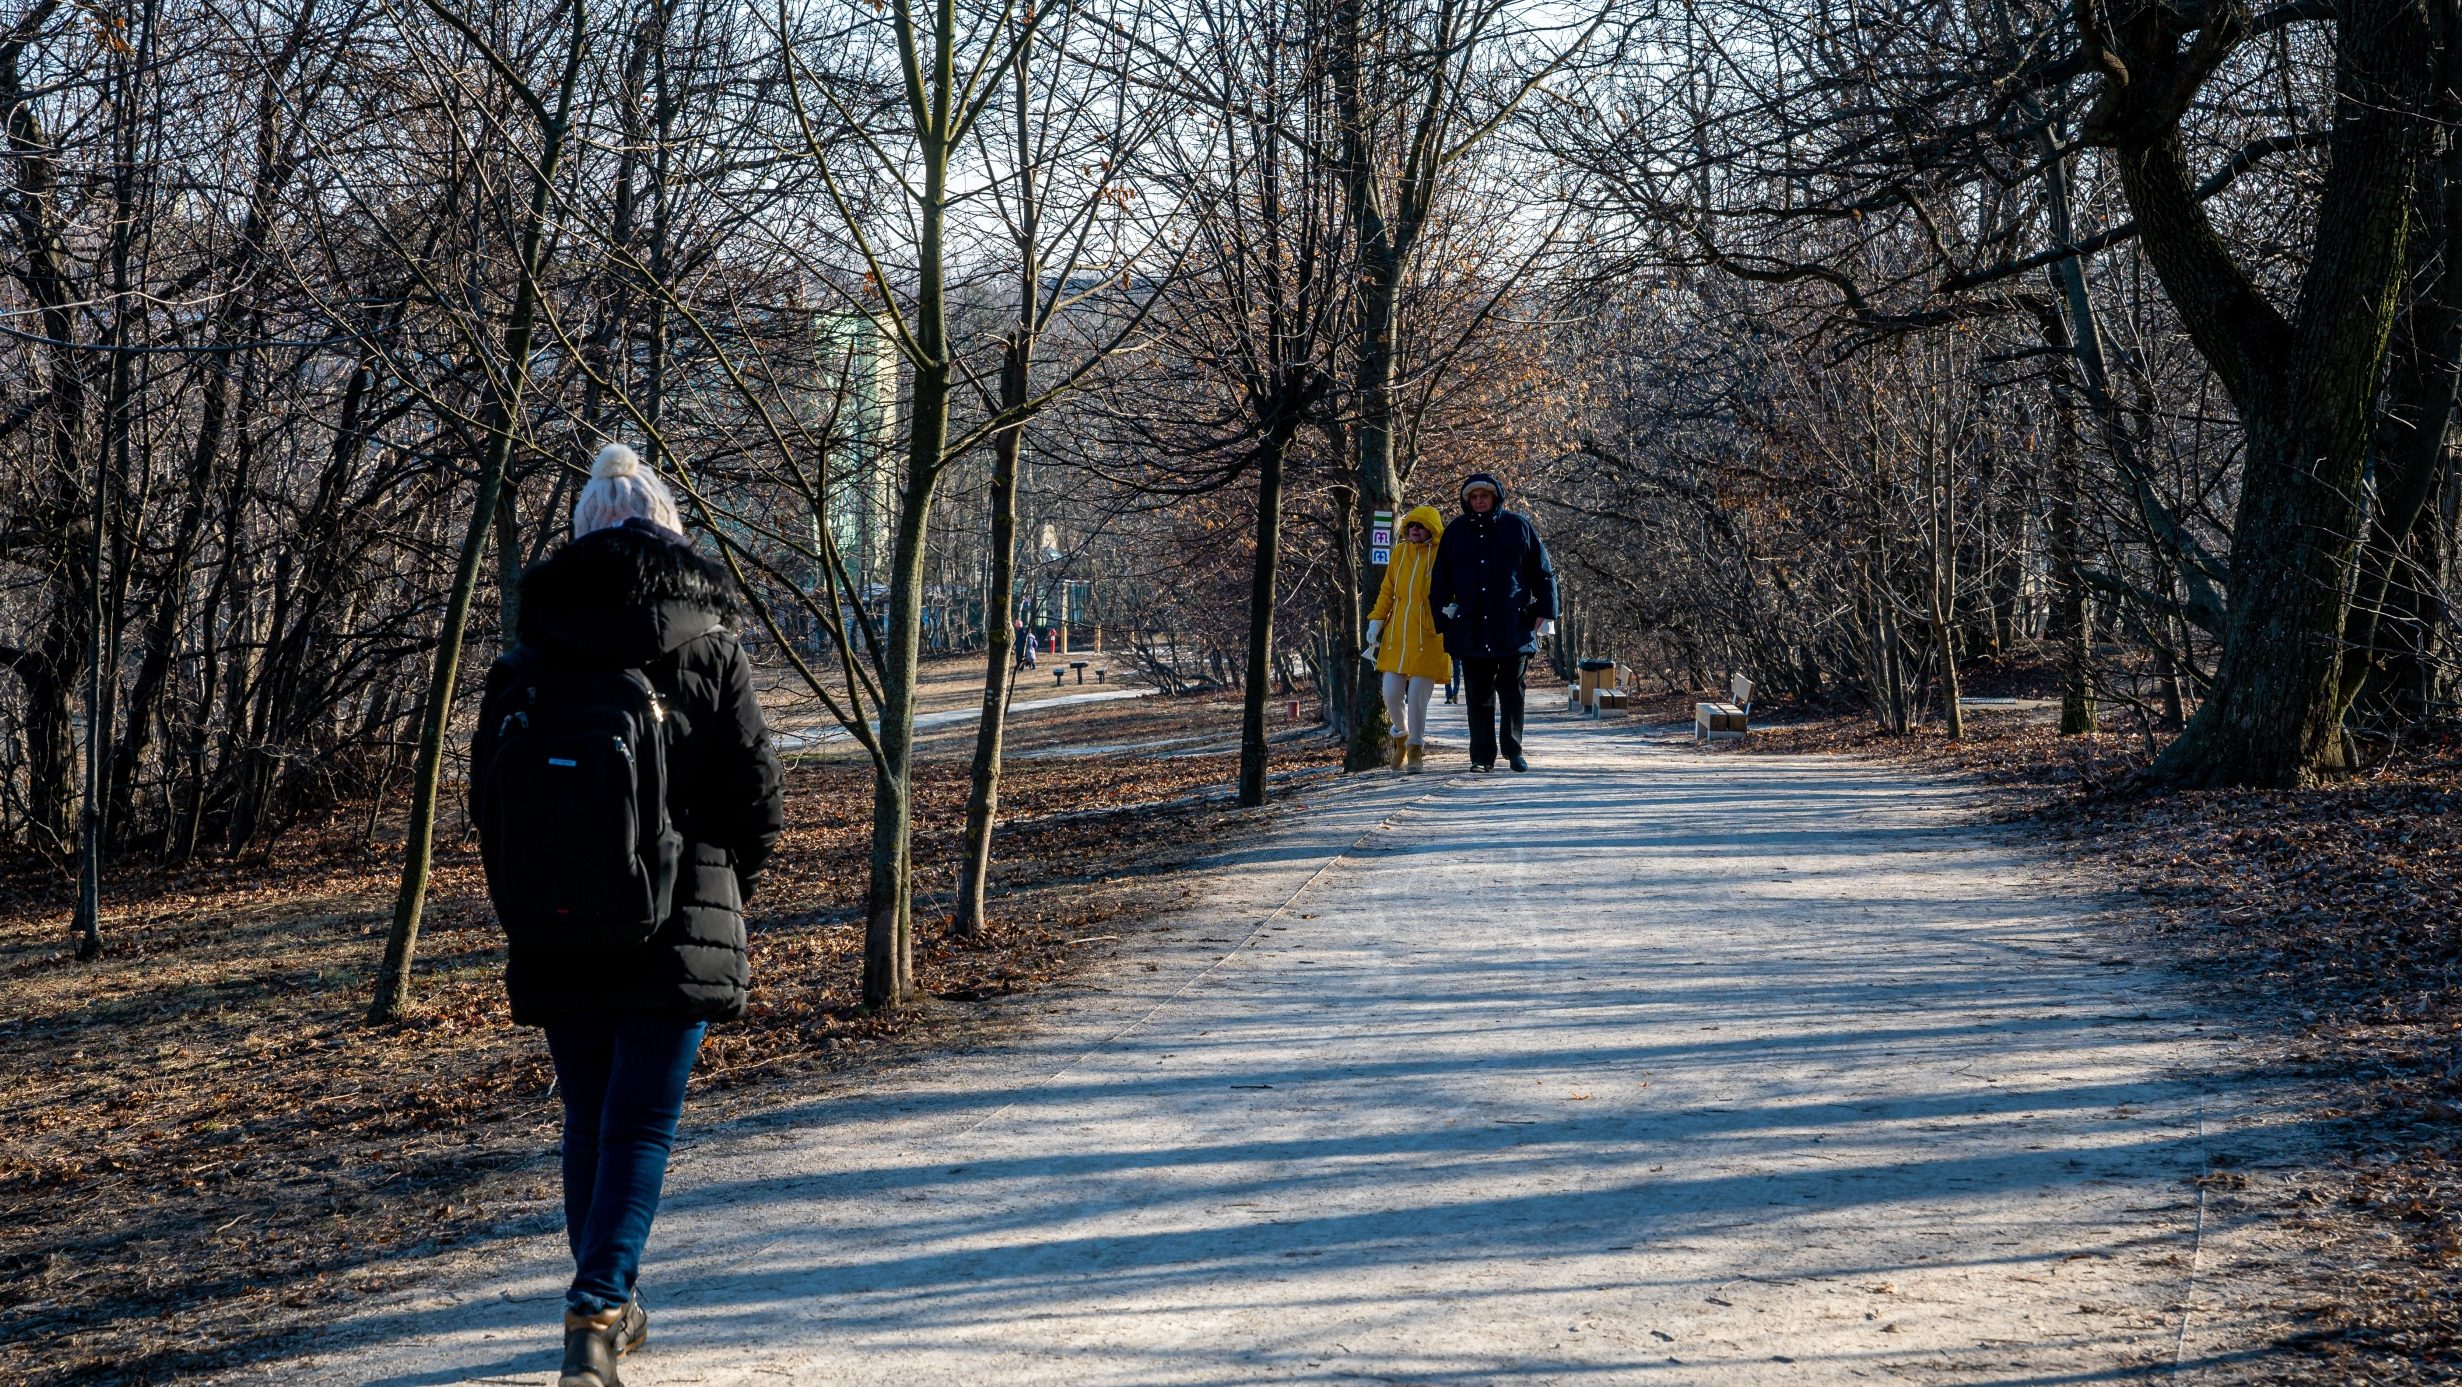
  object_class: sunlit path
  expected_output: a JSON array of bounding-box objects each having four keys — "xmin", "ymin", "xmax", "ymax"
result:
[{"xmin": 228, "ymin": 704, "xmax": 2275, "ymax": 1386}]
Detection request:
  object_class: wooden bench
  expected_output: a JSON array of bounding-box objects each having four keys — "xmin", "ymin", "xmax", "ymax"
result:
[
  {"xmin": 1695, "ymin": 674, "xmax": 1755, "ymax": 744},
  {"xmin": 1573, "ymin": 658, "xmax": 1623, "ymax": 717}
]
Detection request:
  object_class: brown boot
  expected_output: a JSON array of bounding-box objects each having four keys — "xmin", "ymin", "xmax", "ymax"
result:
[
  {"xmin": 612, "ymin": 1296, "xmax": 647, "ymax": 1356},
  {"xmin": 1388, "ymin": 733, "xmax": 1407, "ymax": 769},
  {"xmin": 1404, "ymin": 743, "xmax": 1425, "ymax": 775},
  {"xmin": 560, "ymin": 1307, "xmax": 626, "ymax": 1387}
]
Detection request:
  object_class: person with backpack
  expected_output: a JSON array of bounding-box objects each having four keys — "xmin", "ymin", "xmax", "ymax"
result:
[
  {"xmin": 1429, "ymin": 471, "xmax": 1557, "ymax": 772},
  {"xmin": 470, "ymin": 443, "xmax": 785, "ymax": 1387}
]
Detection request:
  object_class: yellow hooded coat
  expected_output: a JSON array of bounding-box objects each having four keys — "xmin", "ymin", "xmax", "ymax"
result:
[{"xmin": 1369, "ymin": 504, "xmax": 1453, "ymax": 682}]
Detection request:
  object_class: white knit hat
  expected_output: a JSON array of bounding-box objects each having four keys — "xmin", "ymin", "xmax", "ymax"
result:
[{"xmin": 572, "ymin": 443, "xmax": 682, "ymax": 537}]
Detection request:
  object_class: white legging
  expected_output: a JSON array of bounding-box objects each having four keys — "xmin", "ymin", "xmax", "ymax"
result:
[{"xmin": 1382, "ymin": 672, "xmax": 1435, "ymax": 746}]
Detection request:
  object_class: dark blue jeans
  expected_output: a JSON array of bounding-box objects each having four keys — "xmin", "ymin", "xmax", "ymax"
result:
[{"xmin": 544, "ymin": 1017, "xmax": 707, "ymax": 1314}]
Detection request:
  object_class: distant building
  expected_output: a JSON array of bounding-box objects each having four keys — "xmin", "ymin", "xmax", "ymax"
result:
[{"xmin": 814, "ymin": 311, "xmax": 900, "ymax": 595}]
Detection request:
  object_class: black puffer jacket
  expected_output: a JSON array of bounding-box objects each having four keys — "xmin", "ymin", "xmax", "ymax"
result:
[
  {"xmin": 471, "ymin": 519, "xmax": 785, "ymax": 1025},
  {"xmin": 1428, "ymin": 472, "xmax": 1558, "ymax": 659}
]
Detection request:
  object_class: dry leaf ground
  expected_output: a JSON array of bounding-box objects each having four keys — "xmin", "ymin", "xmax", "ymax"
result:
[
  {"xmin": 0, "ymin": 686, "xmax": 1339, "ymax": 1387},
  {"xmin": 1723, "ymin": 703, "xmax": 2462, "ymax": 1385}
]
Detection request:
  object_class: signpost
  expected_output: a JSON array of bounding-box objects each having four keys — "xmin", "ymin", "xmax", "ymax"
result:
[{"xmin": 1369, "ymin": 509, "xmax": 1393, "ymax": 567}]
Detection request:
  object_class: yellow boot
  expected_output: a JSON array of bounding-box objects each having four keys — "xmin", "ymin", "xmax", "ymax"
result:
[
  {"xmin": 1404, "ymin": 742, "xmax": 1425, "ymax": 775},
  {"xmin": 1388, "ymin": 733, "xmax": 1408, "ymax": 769}
]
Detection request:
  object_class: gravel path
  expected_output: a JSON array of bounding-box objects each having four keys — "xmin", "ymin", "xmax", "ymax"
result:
[
  {"xmin": 771, "ymin": 685, "xmax": 1155, "ymax": 750},
  {"xmin": 237, "ymin": 700, "xmax": 2282, "ymax": 1386}
]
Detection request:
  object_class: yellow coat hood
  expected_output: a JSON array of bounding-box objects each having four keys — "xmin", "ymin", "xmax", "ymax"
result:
[{"xmin": 1397, "ymin": 504, "xmax": 1445, "ymax": 542}]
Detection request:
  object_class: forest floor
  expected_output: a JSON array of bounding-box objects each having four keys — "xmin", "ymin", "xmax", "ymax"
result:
[
  {"xmin": 214, "ymin": 697, "xmax": 2317, "ymax": 1386},
  {"xmin": 1728, "ymin": 696, "xmax": 2462, "ymax": 1385},
  {"xmin": 0, "ymin": 669, "xmax": 1339, "ymax": 1387},
  {"xmin": 11, "ymin": 664, "xmax": 2453, "ymax": 1385}
]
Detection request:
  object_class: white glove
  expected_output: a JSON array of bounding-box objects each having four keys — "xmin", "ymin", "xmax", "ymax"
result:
[
  {"xmin": 1440, "ymin": 603, "xmax": 1460, "ymax": 619},
  {"xmin": 1361, "ymin": 621, "xmax": 1383, "ymax": 663},
  {"xmin": 1536, "ymin": 619, "xmax": 1557, "ymax": 636}
]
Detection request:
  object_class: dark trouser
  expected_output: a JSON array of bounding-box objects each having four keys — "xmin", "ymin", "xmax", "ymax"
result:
[
  {"xmin": 1461, "ymin": 654, "xmax": 1528, "ymax": 767},
  {"xmin": 544, "ymin": 1016, "xmax": 708, "ymax": 1314}
]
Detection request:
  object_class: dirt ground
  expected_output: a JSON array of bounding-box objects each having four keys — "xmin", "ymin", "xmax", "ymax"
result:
[
  {"xmin": 11, "ymin": 663, "xmax": 2454, "ymax": 1385},
  {"xmin": 236, "ymin": 697, "xmax": 2298, "ymax": 1385},
  {"xmin": 0, "ymin": 684, "xmax": 1338, "ymax": 1387},
  {"xmin": 1727, "ymin": 703, "xmax": 2462, "ymax": 1385}
]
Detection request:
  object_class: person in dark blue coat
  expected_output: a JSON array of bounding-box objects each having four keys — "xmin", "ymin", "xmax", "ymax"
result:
[{"xmin": 1428, "ymin": 471, "xmax": 1557, "ymax": 771}]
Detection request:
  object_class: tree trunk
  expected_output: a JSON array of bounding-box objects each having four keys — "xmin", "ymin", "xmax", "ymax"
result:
[
  {"xmin": 1343, "ymin": 269, "xmax": 1399, "ymax": 770},
  {"xmin": 1239, "ymin": 425, "xmax": 1291, "ymax": 806},
  {"xmin": 2123, "ymin": 4, "xmax": 2431, "ymax": 786},
  {"xmin": 1321, "ymin": 480, "xmax": 1360, "ymax": 743},
  {"xmin": 955, "ymin": 338, "xmax": 1027, "ymax": 938},
  {"xmin": 1929, "ymin": 598, "xmax": 1964, "ymax": 740},
  {"xmin": 864, "ymin": 436, "xmax": 942, "ymax": 1010},
  {"xmin": 1328, "ymin": 0, "xmax": 1397, "ymax": 772},
  {"xmin": 2047, "ymin": 385, "xmax": 2097, "ymax": 734},
  {"xmin": 1930, "ymin": 435, "xmax": 1964, "ymax": 740},
  {"xmin": 495, "ymin": 479, "xmax": 524, "ymax": 641},
  {"xmin": 72, "ymin": 2, "xmax": 149, "ymax": 956},
  {"xmin": 2344, "ymin": 97, "xmax": 2462, "ymax": 727},
  {"xmin": 1879, "ymin": 593, "xmax": 1910, "ymax": 736},
  {"xmin": 3, "ymin": 7, "xmax": 91, "ymax": 851},
  {"xmin": 73, "ymin": 395, "xmax": 111, "ymax": 958},
  {"xmin": 368, "ymin": 450, "xmax": 518, "ymax": 1021}
]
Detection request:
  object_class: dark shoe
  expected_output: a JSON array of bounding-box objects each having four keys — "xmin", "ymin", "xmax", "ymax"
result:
[
  {"xmin": 560, "ymin": 1316, "xmax": 624, "ymax": 1387},
  {"xmin": 1508, "ymin": 754, "xmax": 1529, "ymax": 773},
  {"xmin": 1471, "ymin": 761, "xmax": 1493, "ymax": 773},
  {"xmin": 614, "ymin": 1296, "xmax": 647, "ymax": 1356}
]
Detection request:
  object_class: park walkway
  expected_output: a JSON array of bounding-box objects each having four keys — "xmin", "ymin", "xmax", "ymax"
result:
[{"xmin": 236, "ymin": 701, "xmax": 2285, "ymax": 1386}]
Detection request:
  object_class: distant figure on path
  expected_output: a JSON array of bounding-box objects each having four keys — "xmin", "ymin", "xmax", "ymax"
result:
[
  {"xmin": 1364, "ymin": 504, "xmax": 1450, "ymax": 774},
  {"xmin": 470, "ymin": 443, "xmax": 785, "ymax": 1387},
  {"xmin": 1017, "ymin": 621, "xmax": 1037, "ymax": 669},
  {"xmin": 1430, "ymin": 471, "xmax": 1557, "ymax": 772}
]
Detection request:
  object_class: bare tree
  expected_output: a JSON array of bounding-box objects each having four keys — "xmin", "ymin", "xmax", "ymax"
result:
[{"xmin": 367, "ymin": 0, "xmax": 593, "ymax": 1023}]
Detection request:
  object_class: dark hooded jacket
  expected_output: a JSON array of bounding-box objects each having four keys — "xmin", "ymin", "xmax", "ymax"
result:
[
  {"xmin": 471, "ymin": 518, "xmax": 785, "ymax": 1025},
  {"xmin": 1428, "ymin": 472, "xmax": 1557, "ymax": 659}
]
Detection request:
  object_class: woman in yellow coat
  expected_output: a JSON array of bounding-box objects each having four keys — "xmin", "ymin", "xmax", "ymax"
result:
[{"xmin": 1365, "ymin": 504, "xmax": 1451, "ymax": 772}]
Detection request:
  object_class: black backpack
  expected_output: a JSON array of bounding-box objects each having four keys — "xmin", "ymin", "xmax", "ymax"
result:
[{"xmin": 476, "ymin": 652, "xmax": 684, "ymax": 948}]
